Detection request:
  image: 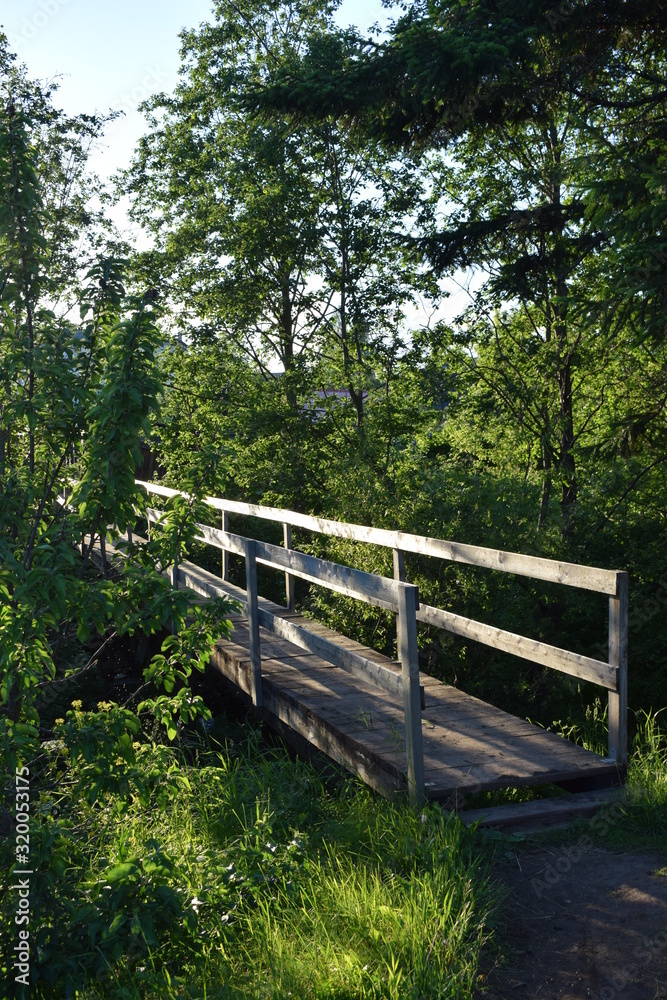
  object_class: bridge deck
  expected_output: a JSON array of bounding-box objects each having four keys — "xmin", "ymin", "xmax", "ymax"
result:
[{"xmin": 207, "ymin": 592, "xmax": 620, "ymax": 802}]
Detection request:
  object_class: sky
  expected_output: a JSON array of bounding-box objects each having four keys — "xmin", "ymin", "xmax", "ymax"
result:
[
  {"xmin": 0, "ymin": 0, "xmax": 472, "ymax": 327},
  {"xmin": 1, "ymin": 0, "xmax": 392, "ymax": 180}
]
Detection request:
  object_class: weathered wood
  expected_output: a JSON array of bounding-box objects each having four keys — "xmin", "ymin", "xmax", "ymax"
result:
[
  {"xmin": 193, "ymin": 520, "xmax": 402, "ymax": 610},
  {"xmin": 137, "ymin": 479, "xmax": 619, "ymax": 594},
  {"xmin": 254, "ymin": 538, "xmax": 404, "ymax": 610},
  {"xmin": 195, "ymin": 522, "xmax": 247, "ymax": 557},
  {"xmin": 103, "ymin": 533, "xmax": 622, "ymax": 808},
  {"xmin": 254, "ymin": 533, "xmax": 395, "ymax": 607},
  {"xmin": 257, "ymin": 606, "xmax": 404, "ymax": 698},
  {"xmin": 283, "ymin": 522, "xmax": 295, "ymax": 611},
  {"xmin": 608, "ymin": 571, "xmax": 629, "ymax": 764},
  {"xmin": 222, "ymin": 511, "xmax": 229, "ymax": 582},
  {"xmin": 137, "ymin": 480, "xmax": 180, "ymax": 499},
  {"xmin": 397, "ymin": 583, "xmax": 425, "ymax": 805},
  {"xmin": 460, "ymin": 788, "xmax": 625, "ymax": 831},
  {"xmin": 416, "ymin": 603, "xmax": 617, "ymax": 689},
  {"xmin": 207, "ymin": 609, "xmax": 620, "ymax": 802},
  {"xmin": 243, "ymin": 539, "xmax": 262, "ymax": 708},
  {"xmin": 131, "ymin": 482, "xmax": 630, "ymax": 812}
]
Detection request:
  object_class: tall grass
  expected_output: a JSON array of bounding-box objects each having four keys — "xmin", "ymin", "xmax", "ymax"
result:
[{"xmin": 1, "ymin": 720, "xmax": 494, "ymax": 999}]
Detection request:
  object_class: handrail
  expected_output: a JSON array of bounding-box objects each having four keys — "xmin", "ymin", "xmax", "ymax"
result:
[
  {"xmin": 143, "ymin": 503, "xmax": 425, "ymax": 802},
  {"xmin": 136, "ymin": 479, "xmax": 621, "ymax": 596},
  {"xmin": 137, "ymin": 479, "xmax": 629, "ymax": 775}
]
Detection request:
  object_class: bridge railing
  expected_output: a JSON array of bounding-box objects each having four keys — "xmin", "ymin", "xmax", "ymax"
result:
[
  {"xmin": 136, "ymin": 479, "xmax": 628, "ymax": 792},
  {"xmin": 142, "ymin": 499, "xmax": 425, "ymax": 803}
]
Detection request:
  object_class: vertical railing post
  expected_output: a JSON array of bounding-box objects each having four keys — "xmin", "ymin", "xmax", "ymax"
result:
[
  {"xmin": 393, "ymin": 548, "xmax": 405, "ymax": 583},
  {"xmin": 397, "ymin": 581, "xmax": 425, "ymax": 805},
  {"xmin": 221, "ymin": 511, "xmax": 229, "ymax": 582},
  {"xmin": 244, "ymin": 538, "xmax": 263, "ymax": 707},
  {"xmin": 283, "ymin": 522, "xmax": 295, "ymax": 611},
  {"xmin": 608, "ymin": 571, "xmax": 628, "ymax": 766}
]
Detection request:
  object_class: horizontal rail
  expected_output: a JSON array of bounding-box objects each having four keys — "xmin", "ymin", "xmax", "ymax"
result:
[
  {"xmin": 175, "ymin": 557, "xmax": 413, "ymax": 700},
  {"xmin": 191, "ymin": 518, "xmax": 406, "ymax": 612},
  {"xmin": 259, "ymin": 609, "xmax": 406, "ymax": 698},
  {"xmin": 417, "ymin": 604, "xmax": 618, "ymax": 690},
  {"xmin": 136, "ymin": 479, "xmax": 620, "ymax": 595}
]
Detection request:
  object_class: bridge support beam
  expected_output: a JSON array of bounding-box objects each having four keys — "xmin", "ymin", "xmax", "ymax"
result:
[
  {"xmin": 244, "ymin": 538, "xmax": 263, "ymax": 708},
  {"xmin": 608, "ymin": 571, "xmax": 628, "ymax": 766},
  {"xmin": 397, "ymin": 582, "xmax": 425, "ymax": 805},
  {"xmin": 283, "ymin": 522, "xmax": 295, "ymax": 611},
  {"xmin": 221, "ymin": 511, "xmax": 229, "ymax": 582}
]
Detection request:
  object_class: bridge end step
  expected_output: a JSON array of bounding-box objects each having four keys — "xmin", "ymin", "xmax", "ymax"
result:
[{"xmin": 458, "ymin": 787, "xmax": 626, "ymax": 832}]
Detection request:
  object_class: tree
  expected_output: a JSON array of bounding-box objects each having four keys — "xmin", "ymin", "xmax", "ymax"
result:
[
  {"xmin": 123, "ymin": 0, "xmax": 337, "ymax": 390},
  {"xmin": 0, "ymin": 38, "xmax": 235, "ymax": 775},
  {"xmin": 122, "ymin": 0, "xmax": 436, "ymax": 503},
  {"xmin": 252, "ymin": 0, "xmax": 667, "ymax": 529}
]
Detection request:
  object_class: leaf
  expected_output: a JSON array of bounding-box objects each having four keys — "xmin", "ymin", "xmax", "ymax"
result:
[{"xmin": 104, "ymin": 862, "xmax": 140, "ymax": 884}]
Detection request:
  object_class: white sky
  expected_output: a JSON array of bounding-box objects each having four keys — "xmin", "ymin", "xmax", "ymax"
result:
[
  {"xmin": 1, "ymin": 0, "xmax": 473, "ymax": 327},
  {"xmin": 1, "ymin": 0, "xmax": 391, "ymax": 181}
]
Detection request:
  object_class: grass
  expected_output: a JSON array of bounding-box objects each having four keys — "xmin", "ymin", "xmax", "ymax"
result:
[
  {"xmin": 1, "ymin": 712, "xmax": 495, "ymax": 1000},
  {"xmin": 475, "ymin": 707, "xmax": 667, "ymax": 856},
  {"xmin": 3, "ymin": 694, "xmax": 665, "ymax": 1000}
]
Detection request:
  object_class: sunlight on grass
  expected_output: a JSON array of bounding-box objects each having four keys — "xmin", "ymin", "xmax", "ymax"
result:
[{"xmin": 1, "ymin": 725, "xmax": 494, "ymax": 999}]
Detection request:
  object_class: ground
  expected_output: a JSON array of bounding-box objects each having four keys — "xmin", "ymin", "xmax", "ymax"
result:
[{"xmin": 483, "ymin": 843, "xmax": 667, "ymax": 999}]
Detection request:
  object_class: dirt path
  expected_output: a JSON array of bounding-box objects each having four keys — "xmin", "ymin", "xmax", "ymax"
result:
[{"xmin": 483, "ymin": 842, "xmax": 667, "ymax": 999}]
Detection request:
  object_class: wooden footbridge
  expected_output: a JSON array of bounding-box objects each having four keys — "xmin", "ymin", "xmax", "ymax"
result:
[{"xmin": 122, "ymin": 481, "xmax": 628, "ymax": 817}]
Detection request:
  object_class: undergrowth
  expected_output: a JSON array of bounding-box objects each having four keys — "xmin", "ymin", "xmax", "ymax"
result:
[{"xmin": 1, "ymin": 716, "xmax": 495, "ymax": 1000}]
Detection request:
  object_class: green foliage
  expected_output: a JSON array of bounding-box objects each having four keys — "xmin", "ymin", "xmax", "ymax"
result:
[
  {"xmin": 0, "ymin": 724, "xmax": 494, "ymax": 998},
  {"xmin": 0, "ymin": 44, "xmax": 237, "ymax": 784}
]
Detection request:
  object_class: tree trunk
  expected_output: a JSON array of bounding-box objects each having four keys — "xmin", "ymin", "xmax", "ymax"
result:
[
  {"xmin": 538, "ymin": 440, "xmax": 552, "ymax": 529},
  {"xmin": 549, "ymin": 124, "xmax": 577, "ymax": 529}
]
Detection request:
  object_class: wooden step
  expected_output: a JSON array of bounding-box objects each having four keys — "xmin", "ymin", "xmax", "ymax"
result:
[{"xmin": 459, "ymin": 787, "xmax": 626, "ymax": 831}]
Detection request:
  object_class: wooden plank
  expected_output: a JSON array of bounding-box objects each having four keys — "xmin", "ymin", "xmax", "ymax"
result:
[
  {"xmin": 137, "ymin": 479, "xmax": 620, "ymax": 594},
  {"xmin": 136, "ymin": 479, "xmax": 180, "ymax": 499},
  {"xmin": 393, "ymin": 548, "xmax": 406, "ymax": 582},
  {"xmin": 226, "ymin": 594, "xmax": 429, "ymax": 708},
  {"xmin": 195, "ymin": 522, "xmax": 247, "ymax": 557},
  {"xmin": 256, "ymin": 680, "xmax": 406, "ymax": 798},
  {"xmin": 222, "ymin": 511, "xmax": 229, "ymax": 582},
  {"xmin": 243, "ymin": 539, "xmax": 262, "ymax": 708},
  {"xmin": 176, "ymin": 561, "xmax": 246, "ymax": 605},
  {"xmin": 253, "ymin": 538, "xmax": 403, "ymax": 611},
  {"xmin": 459, "ymin": 788, "xmax": 625, "ymax": 830},
  {"xmin": 397, "ymin": 583, "xmax": 425, "ymax": 804},
  {"xmin": 416, "ymin": 603, "xmax": 617, "ymax": 689},
  {"xmin": 283, "ymin": 522, "xmax": 295, "ymax": 611},
  {"xmin": 257, "ymin": 606, "xmax": 405, "ymax": 699},
  {"xmin": 193, "ymin": 521, "xmax": 401, "ymax": 611},
  {"xmin": 608, "ymin": 571, "xmax": 629, "ymax": 765},
  {"xmin": 279, "ymin": 615, "xmax": 400, "ymax": 666},
  {"xmin": 206, "ymin": 615, "xmax": 620, "ymax": 800}
]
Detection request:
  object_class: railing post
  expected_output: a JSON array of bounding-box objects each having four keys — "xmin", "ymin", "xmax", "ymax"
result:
[
  {"xmin": 608, "ymin": 571, "xmax": 628, "ymax": 766},
  {"xmin": 283, "ymin": 522, "xmax": 295, "ymax": 611},
  {"xmin": 393, "ymin": 548, "xmax": 405, "ymax": 583},
  {"xmin": 397, "ymin": 582, "xmax": 425, "ymax": 805},
  {"xmin": 244, "ymin": 538, "xmax": 263, "ymax": 707},
  {"xmin": 221, "ymin": 511, "xmax": 229, "ymax": 582}
]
